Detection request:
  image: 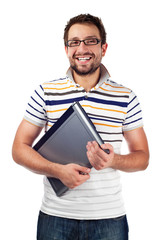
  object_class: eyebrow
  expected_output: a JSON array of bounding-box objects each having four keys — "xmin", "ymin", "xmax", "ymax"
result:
[{"xmin": 69, "ymin": 35, "xmax": 98, "ymax": 40}]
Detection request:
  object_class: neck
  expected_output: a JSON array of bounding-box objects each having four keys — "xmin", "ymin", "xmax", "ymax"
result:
[{"xmin": 73, "ymin": 67, "xmax": 101, "ymax": 92}]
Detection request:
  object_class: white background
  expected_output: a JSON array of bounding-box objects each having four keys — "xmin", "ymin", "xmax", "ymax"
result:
[{"xmin": 0, "ymin": 0, "xmax": 159, "ymax": 239}]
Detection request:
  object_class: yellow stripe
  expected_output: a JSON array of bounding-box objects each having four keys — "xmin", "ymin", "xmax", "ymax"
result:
[
  {"xmin": 100, "ymin": 86, "xmax": 130, "ymax": 94},
  {"xmin": 47, "ymin": 123, "xmax": 52, "ymax": 127},
  {"xmin": 43, "ymin": 80, "xmax": 69, "ymax": 85},
  {"xmin": 43, "ymin": 85, "xmax": 75, "ymax": 91},
  {"xmin": 93, "ymin": 122, "xmax": 121, "ymax": 128},
  {"xmin": 46, "ymin": 108, "xmax": 68, "ymax": 113},
  {"xmin": 46, "ymin": 105, "xmax": 126, "ymax": 114},
  {"xmin": 82, "ymin": 104, "xmax": 127, "ymax": 114},
  {"xmin": 104, "ymin": 82, "xmax": 130, "ymax": 90},
  {"xmin": 23, "ymin": 119, "xmax": 43, "ymax": 128}
]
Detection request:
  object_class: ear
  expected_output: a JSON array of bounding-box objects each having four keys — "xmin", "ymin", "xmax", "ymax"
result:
[
  {"xmin": 102, "ymin": 43, "xmax": 108, "ymax": 57},
  {"xmin": 65, "ymin": 46, "xmax": 69, "ymax": 57}
]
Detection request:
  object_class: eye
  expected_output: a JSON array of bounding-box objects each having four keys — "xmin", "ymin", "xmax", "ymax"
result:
[
  {"xmin": 85, "ymin": 38, "xmax": 97, "ymax": 45},
  {"xmin": 69, "ymin": 40, "xmax": 80, "ymax": 47}
]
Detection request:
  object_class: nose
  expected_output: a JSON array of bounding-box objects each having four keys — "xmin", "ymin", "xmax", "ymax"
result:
[{"xmin": 77, "ymin": 41, "xmax": 89, "ymax": 52}]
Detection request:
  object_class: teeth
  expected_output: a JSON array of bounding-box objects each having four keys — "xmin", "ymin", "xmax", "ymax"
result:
[{"xmin": 78, "ymin": 57, "xmax": 90, "ymax": 61}]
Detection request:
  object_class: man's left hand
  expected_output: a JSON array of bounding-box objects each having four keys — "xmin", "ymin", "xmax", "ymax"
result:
[{"xmin": 86, "ymin": 141, "xmax": 114, "ymax": 170}]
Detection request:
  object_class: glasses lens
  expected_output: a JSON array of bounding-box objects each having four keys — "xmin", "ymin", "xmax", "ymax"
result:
[
  {"xmin": 68, "ymin": 40, "xmax": 80, "ymax": 47},
  {"xmin": 84, "ymin": 38, "xmax": 98, "ymax": 45}
]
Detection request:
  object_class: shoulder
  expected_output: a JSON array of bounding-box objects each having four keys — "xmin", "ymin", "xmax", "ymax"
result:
[
  {"xmin": 106, "ymin": 79, "xmax": 131, "ymax": 93},
  {"xmin": 41, "ymin": 77, "xmax": 69, "ymax": 89},
  {"xmin": 103, "ymin": 79, "xmax": 140, "ymax": 107}
]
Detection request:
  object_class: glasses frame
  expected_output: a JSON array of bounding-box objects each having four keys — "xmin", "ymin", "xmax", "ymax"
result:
[{"xmin": 66, "ymin": 38, "xmax": 101, "ymax": 47}]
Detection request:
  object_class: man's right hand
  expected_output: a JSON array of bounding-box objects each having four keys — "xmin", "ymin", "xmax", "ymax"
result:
[
  {"xmin": 58, "ymin": 164, "xmax": 91, "ymax": 189},
  {"xmin": 12, "ymin": 120, "xmax": 91, "ymax": 190}
]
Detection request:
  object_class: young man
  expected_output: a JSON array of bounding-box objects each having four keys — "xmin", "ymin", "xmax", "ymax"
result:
[{"xmin": 12, "ymin": 14, "xmax": 149, "ymax": 240}]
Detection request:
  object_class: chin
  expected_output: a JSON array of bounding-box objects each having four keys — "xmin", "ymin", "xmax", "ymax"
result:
[{"xmin": 71, "ymin": 65, "xmax": 100, "ymax": 76}]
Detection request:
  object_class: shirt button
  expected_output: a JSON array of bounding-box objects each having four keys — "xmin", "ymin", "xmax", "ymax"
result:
[{"xmin": 84, "ymin": 95, "xmax": 88, "ymax": 99}]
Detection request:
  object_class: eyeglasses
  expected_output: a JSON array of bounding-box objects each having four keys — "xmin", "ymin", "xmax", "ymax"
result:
[{"xmin": 66, "ymin": 38, "xmax": 101, "ymax": 47}]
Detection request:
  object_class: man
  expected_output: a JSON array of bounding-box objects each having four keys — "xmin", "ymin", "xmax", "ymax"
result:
[{"xmin": 12, "ymin": 14, "xmax": 149, "ymax": 240}]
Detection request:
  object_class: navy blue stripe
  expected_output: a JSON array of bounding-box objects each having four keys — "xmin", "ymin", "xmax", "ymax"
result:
[
  {"xmin": 28, "ymin": 103, "xmax": 44, "ymax": 115},
  {"xmin": 45, "ymin": 96, "xmax": 128, "ymax": 107},
  {"xmin": 129, "ymin": 95, "xmax": 136, "ymax": 105},
  {"xmin": 45, "ymin": 97, "xmax": 84, "ymax": 106},
  {"xmin": 123, "ymin": 117, "xmax": 142, "ymax": 126},
  {"xmin": 26, "ymin": 110, "xmax": 46, "ymax": 121},
  {"xmin": 48, "ymin": 120, "xmax": 56, "ymax": 124},
  {"xmin": 31, "ymin": 96, "xmax": 43, "ymax": 108},
  {"xmin": 87, "ymin": 97, "xmax": 128, "ymax": 107},
  {"xmin": 35, "ymin": 90, "xmax": 45, "ymax": 103},
  {"xmin": 125, "ymin": 110, "xmax": 142, "ymax": 120},
  {"xmin": 127, "ymin": 103, "xmax": 140, "ymax": 114},
  {"xmin": 40, "ymin": 85, "xmax": 44, "ymax": 91}
]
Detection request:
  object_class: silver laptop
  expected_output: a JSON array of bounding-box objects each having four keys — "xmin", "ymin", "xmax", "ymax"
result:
[{"xmin": 33, "ymin": 102, "xmax": 109, "ymax": 196}]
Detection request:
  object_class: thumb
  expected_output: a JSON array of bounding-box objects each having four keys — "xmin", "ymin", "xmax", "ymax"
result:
[
  {"xmin": 78, "ymin": 166, "xmax": 91, "ymax": 175},
  {"xmin": 101, "ymin": 143, "xmax": 113, "ymax": 154}
]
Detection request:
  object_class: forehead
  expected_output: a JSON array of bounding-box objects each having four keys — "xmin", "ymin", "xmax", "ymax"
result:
[{"xmin": 68, "ymin": 23, "xmax": 101, "ymax": 40}]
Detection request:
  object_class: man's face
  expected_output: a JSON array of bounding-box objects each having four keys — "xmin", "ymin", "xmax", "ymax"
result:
[{"xmin": 65, "ymin": 23, "xmax": 107, "ymax": 76}]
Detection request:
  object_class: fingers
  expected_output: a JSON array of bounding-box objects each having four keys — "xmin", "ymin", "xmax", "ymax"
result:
[
  {"xmin": 86, "ymin": 142, "xmax": 104, "ymax": 170},
  {"xmin": 101, "ymin": 143, "xmax": 114, "ymax": 153},
  {"xmin": 60, "ymin": 164, "xmax": 91, "ymax": 189},
  {"xmin": 87, "ymin": 141, "xmax": 113, "ymax": 156},
  {"xmin": 75, "ymin": 165, "xmax": 91, "ymax": 174},
  {"xmin": 70, "ymin": 165, "xmax": 91, "ymax": 188},
  {"xmin": 86, "ymin": 141, "xmax": 114, "ymax": 170},
  {"xmin": 86, "ymin": 141, "xmax": 106, "ymax": 159},
  {"xmin": 78, "ymin": 166, "xmax": 91, "ymax": 175}
]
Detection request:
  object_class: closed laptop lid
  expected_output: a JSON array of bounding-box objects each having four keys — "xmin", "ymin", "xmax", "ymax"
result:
[{"xmin": 33, "ymin": 102, "xmax": 105, "ymax": 196}]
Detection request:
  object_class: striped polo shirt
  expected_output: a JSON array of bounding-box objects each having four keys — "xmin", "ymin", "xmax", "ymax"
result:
[{"xmin": 24, "ymin": 64, "xmax": 143, "ymax": 220}]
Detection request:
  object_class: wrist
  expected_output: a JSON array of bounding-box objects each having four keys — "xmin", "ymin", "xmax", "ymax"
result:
[
  {"xmin": 111, "ymin": 153, "xmax": 119, "ymax": 169},
  {"xmin": 48, "ymin": 162, "xmax": 64, "ymax": 179}
]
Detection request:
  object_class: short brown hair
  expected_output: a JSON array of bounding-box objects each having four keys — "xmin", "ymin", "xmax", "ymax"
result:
[{"xmin": 64, "ymin": 14, "xmax": 107, "ymax": 46}]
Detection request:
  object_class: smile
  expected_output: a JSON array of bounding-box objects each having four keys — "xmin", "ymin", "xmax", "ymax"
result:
[{"xmin": 76, "ymin": 57, "xmax": 92, "ymax": 62}]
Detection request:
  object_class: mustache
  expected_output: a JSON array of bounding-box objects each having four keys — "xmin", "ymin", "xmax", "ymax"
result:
[{"xmin": 73, "ymin": 52, "xmax": 95, "ymax": 58}]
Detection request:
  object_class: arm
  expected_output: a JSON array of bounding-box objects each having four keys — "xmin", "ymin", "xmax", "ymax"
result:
[
  {"xmin": 86, "ymin": 127, "xmax": 149, "ymax": 172},
  {"xmin": 12, "ymin": 119, "xmax": 91, "ymax": 188}
]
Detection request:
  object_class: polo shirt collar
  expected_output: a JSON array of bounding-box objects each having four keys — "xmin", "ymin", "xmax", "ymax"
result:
[{"xmin": 66, "ymin": 64, "xmax": 110, "ymax": 89}]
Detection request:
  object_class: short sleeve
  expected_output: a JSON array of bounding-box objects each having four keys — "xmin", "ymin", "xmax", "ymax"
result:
[
  {"xmin": 24, "ymin": 85, "xmax": 47, "ymax": 127},
  {"xmin": 122, "ymin": 91, "xmax": 143, "ymax": 132}
]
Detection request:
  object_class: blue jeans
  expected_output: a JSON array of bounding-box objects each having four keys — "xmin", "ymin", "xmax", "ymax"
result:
[{"xmin": 37, "ymin": 211, "xmax": 129, "ymax": 240}]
